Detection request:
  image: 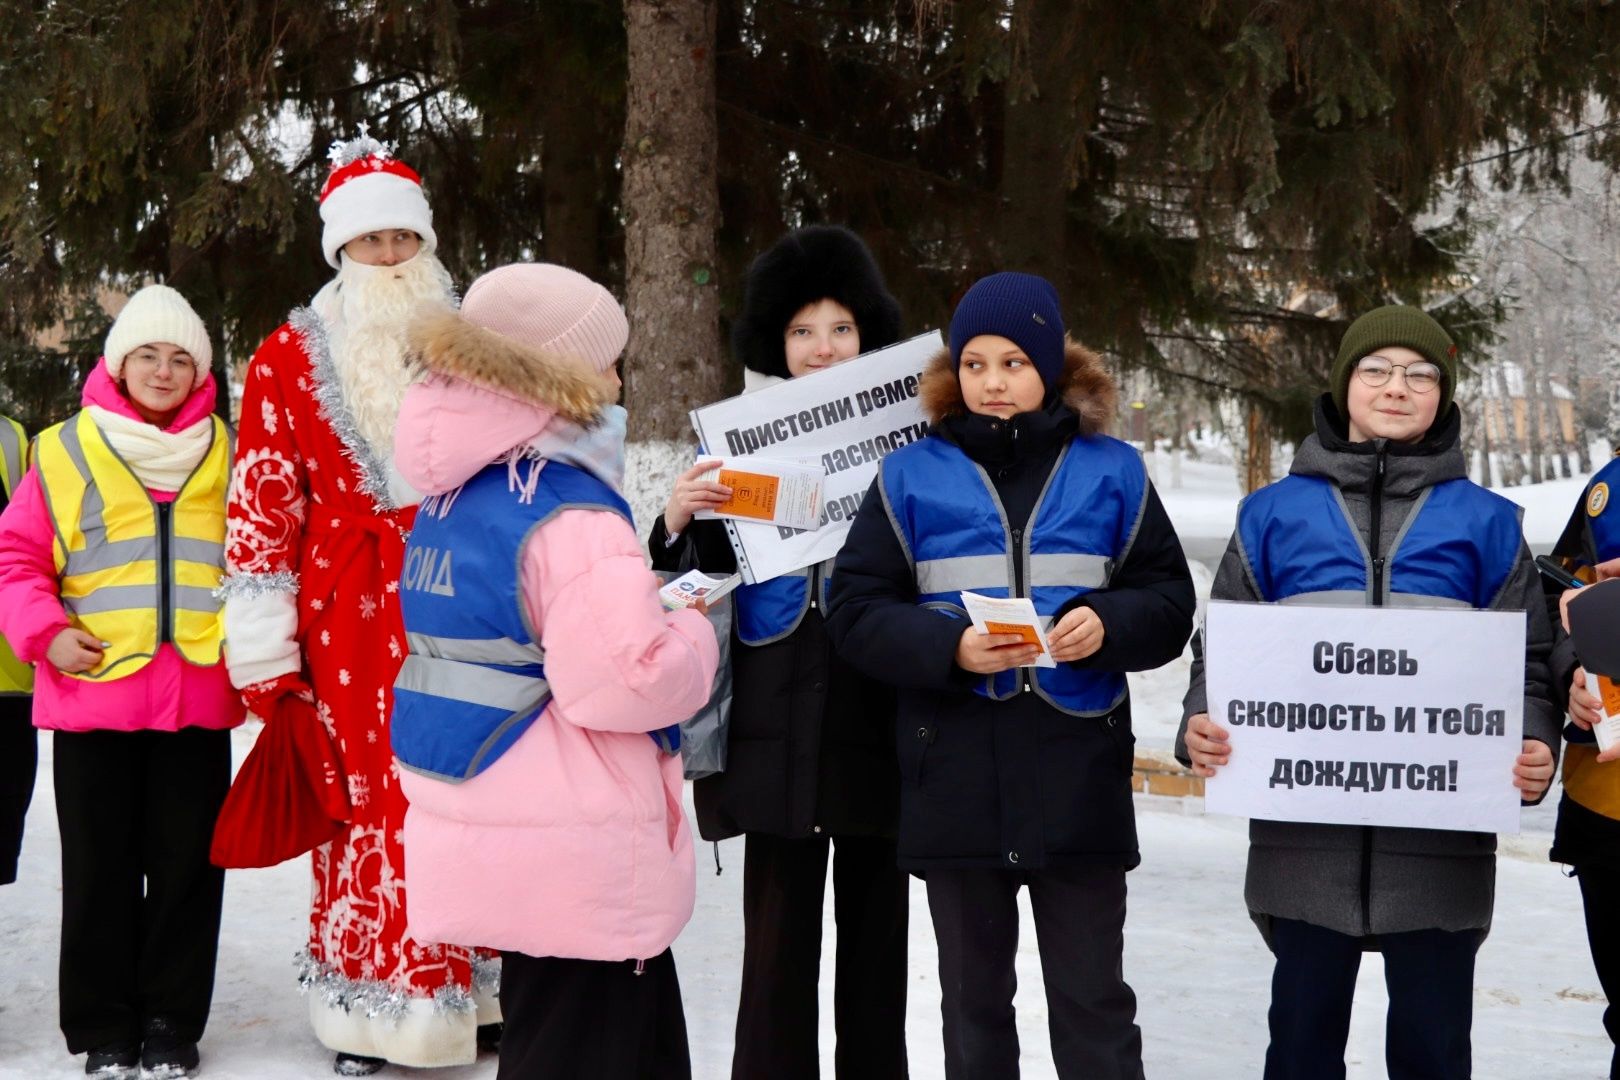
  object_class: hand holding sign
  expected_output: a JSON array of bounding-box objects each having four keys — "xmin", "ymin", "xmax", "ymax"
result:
[{"xmin": 1183, "ymin": 712, "xmax": 1231, "ymax": 778}]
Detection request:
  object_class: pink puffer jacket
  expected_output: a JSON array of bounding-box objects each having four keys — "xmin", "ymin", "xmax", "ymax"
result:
[
  {"xmin": 393, "ymin": 375, "xmax": 718, "ymax": 962},
  {"xmin": 0, "ymin": 361, "xmax": 242, "ymax": 733}
]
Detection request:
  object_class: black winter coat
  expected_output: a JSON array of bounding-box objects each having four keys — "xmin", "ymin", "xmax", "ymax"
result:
[
  {"xmin": 648, "ymin": 515, "xmax": 899, "ymax": 842},
  {"xmin": 824, "ymin": 342, "xmax": 1196, "ymax": 872}
]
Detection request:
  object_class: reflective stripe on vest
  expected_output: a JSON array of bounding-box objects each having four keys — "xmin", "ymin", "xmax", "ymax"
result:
[
  {"xmin": 734, "ymin": 559, "xmax": 834, "ymax": 646},
  {"xmin": 393, "ymin": 459, "xmax": 679, "ymax": 782},
  {"xmin": 879, "ymin": 433, "xmax": 1147, "ymax": 716},
  {"xmin": 0, "ymin": 416, "xmax": 31, "ymax": 693},
  {"xmin": 34, "ymin": 411, "xmax": 229, "ymax": 681},
  {"xmin": 1236, "ymin": 474, "xmax": 1522, "ymax": 610},
  {"xmin": 0, "ymin": 416, "xmax": 22, "ymax": 500}
]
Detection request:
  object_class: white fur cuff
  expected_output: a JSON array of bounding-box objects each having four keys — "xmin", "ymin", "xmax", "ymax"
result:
[{"xmin": 223, "ymin": 586, "xmax": 302, "ymax": 689}]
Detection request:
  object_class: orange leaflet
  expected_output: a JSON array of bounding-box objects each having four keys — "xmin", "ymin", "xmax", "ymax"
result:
[
  {"xmin": 715, "ymin": 469, "xmax": 780, "ymax": 521},
  {"xmin": 985, "ymin": 621, "xmax": 1044, "ymax": 652}
]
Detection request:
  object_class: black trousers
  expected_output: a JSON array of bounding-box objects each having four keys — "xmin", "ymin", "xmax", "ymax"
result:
[
  {"xmin": 1575, "ymin": 860, "xmax": 1620, "ymax": 1079},
  {"xmin": 54, "ymin": 727, "xmax": 231, "ymax": 1053},
  {"xmin": 0, "ymin": 695, "xmax": 36, "ymax": 884},
  {"xmin": 924, "ymin": 863, "xmax": 1143, "ymax": 1080},
  {"xmin": 730, "ymin": 831, "xmax": 910, "ymax": 1079},
  {"xmin": 1263, "ymin": 916, "xmax": 1484, "ymax": 1080},
  {"xmin": 496, "ymin": 949, "xmax": 690, "ymax": 1079}
]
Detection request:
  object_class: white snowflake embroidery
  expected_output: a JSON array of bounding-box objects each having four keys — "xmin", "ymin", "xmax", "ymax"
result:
[
  {"xmin": 338, "ymin": 668, "xmax": 351, "ymax": 686},
  {"xmin": 358, "ymin": 594, "xmax": 378, "ymax": 620},
  {"xmin": 224, "ymin": 448, "xmax": 306, "ymax": 575},
  {"xmin": 260, "ymin": 397, "xmax": 279, "ymax": 436},
  {"xmin": 297, "ymin": 375, "xmax": 313, "ymax": 393},
  {"xmin": 387, "ymin": 636, "xmax": 402, "ymax": 659},
  {"xmin": 307, "ymin": 457, "xmax": 320, "ymax": 472},
  {"xmin": 366, "ymin": 730, "xmax": 378, "ymax": 744},
  {"xmin": 278, "ymin": 330, "xmax": 290, "ymax": 344},
  {"xmin": 384, "ymin": 581, "xmax": 398, "ymax": 594},
  {"xmin": 316, "ymin": 700, "xmax": 337, "ymax": 737},
  {"xmin": 320, "ymin": 629, "xmax": 331, "ymax": 647},
  {"xmin": 315, "ymin": 557, "xmax": 331, "ymax": 570},
  {"xmin": 336, "ymin": 477, "xmax": 348, "ymax": 493},
  {"xmin": 347, "ymin": 773, "xmax": 371, "ymax": 809},
  {"xmin": 309, "ymin": 598, "xmax": 324, "ymax": 611}
]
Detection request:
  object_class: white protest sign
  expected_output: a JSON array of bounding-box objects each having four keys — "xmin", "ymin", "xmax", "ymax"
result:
[
  {"xmin": 1203, "ymin": 601, "xmax": 1524, "ymax": 834},
  {"xmin": 689, "ymin": 331, "xmax": 942, "ymax": 583}
]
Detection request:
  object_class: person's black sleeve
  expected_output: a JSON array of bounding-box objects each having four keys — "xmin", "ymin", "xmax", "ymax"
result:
[
  {"xmin": 1174, "ymin": 531, "xmax": 1261, "ymax": 767},
  {"xmin": 1501, "ymin": 542, "xmax": 1561, "ymax": 804},
  {"xmin": 646, "ymin": 514, "xmax": 738, "ymax": 575},
  {"xmin": 825, "ymin": 479, "xmax": 972, "ymax": 691},
  {"xmin": 1056, "ymin": 484, "xmax": 1194, "ymax": 674}
]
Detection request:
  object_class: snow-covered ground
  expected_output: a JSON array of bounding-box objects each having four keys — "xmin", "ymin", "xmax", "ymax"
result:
[
  {"xmin": 0, "ymin": 448, "xmax": 1609, "ymax": 1079},
  {"xmin": 0, "ymin": 735, "xmax": 1606, "ymax": 1079}
]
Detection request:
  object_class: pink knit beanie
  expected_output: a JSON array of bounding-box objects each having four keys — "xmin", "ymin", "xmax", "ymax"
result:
[{"xmin": 459, "ymin": 263, "xmax": 628, "ymax": 373}]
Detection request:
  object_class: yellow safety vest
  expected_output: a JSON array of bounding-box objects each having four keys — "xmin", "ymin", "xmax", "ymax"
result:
[
  {"xmin": 34, "ymin": 411, "xmax": 231, "ymax": 681},
  {"xmin": 0, "ymin": 415, "xmax": 32, "ymax": 694}
]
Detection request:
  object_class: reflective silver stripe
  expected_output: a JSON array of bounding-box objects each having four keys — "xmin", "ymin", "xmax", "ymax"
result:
[
  {"xmin": 395, "ymin": 654, "xmax": 550, "ymax": 714},
  {"xmin": 1028, "ymin": 553, "xmax": 1111, "ymax": 590},
  {"xmin": 56, "ymin": 418, "xmax": 107, "ymax": 542},
  {"xmin": 0, "ymin": 420, "xmax": 21, "ymax": 498},
  {"xmin": 62, "ymin": 536, "xmax": 160, "ymax": 576},
  {"xmin": 1388, "ymin": 592, "xmax": 1472, "ymax": 610},
  {"xmin": 171, "ymin": 537, "xmax": 226, "ymax": 565},
  {"xmin": 916, "ymin": 554, "xmax": 1007, "ymax": 595},
  {"xmin": 62, "ymin": 584, "xmax": 155, "ymax": 616},
  {"xmin": 1279, "ymin": 591, "xmax": 1368, "ymax": 607},
  {"xmin": 407, "ymin": 632, "xmax": 544, "ymax": 667},
  {"xmin": 174, "ymin": 585, "xmax": 223, "ymax": 614}
]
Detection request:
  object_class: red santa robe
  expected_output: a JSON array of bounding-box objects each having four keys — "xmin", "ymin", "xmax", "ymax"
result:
[{"xmin": 222, "ymin": 305, "xmax": 497, "ymax": 1066}]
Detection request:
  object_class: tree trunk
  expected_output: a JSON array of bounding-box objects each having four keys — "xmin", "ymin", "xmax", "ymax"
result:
[
  {"xmin": 998, "ymin": 0, "xmax": 1083, "ymax": 296},
  {"xmin": 1243, "ymin": 401, "xmax": 1273, "ymax": 494},
  {"xmin": 1526, "ymin": 329, "xmax": 1546, "ymax": 484},
  {"xmin": 620, "ymin": 0, "xmax": 721, "ymax": 443},
  {"xmin": 540, "ymin": 46, "xmax": 612, "ymax": 280},
  {"xmin": 1491, "ymin": 362, "xmax": 1525, "ymax": 486}
]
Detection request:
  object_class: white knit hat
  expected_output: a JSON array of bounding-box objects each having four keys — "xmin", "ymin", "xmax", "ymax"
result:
[
  {"xmin": 461, "ymin": 263, "xmax": 628, "ymax": 373},
  {"xmin": 319, "ymin": 131, "xmax": 437, "ymax": 269},
  {"xmin": 103, "ymin": 285, "xmax": 213, "ymax": 379}
]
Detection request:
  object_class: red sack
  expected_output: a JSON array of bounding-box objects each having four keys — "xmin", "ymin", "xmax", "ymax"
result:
[{"xmin": 211, "ymin": 694, "xmax": 351, "ymax": 869}]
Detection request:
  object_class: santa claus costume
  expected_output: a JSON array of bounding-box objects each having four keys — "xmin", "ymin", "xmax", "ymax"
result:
[{"xmin": 221, "ymin": 134, "xmax": 498, "ymax": 1071}]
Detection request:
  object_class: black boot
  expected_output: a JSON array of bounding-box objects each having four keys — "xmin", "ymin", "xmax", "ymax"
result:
[
  {"xmin": 84, "ymin": 1041, "xmax": 140, "ymax": 1079},
  {"xmin": 333, "ymin": 1052, "xmax": 386, "ymax": 1076},
  {"xmin": 476, "ymin": 1022, "xmax": 503, "ymax": 1052},
  {"xmin": 140, "ymin": 1018, "xmax": 200, "ymax": 1079}
]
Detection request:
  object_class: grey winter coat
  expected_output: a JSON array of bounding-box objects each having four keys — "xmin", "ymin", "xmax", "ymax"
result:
[{"xmin": 1176, "ymin": 398, "xmax": 1560, "ymax": 943}]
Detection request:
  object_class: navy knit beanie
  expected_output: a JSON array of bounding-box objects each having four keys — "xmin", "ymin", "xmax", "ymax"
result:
[{"xmin": 949, "ymin": 272, "xmax": 1066, "ymax": 390}]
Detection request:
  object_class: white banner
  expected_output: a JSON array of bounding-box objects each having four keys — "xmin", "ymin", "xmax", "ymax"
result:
[
  {"xmin": 1203, "ymin": 601, "xmax": 1524, "ymax": 834},
  {"xmin": 689, "ymin": 331, "xmax": 942, "ymax": 583}
]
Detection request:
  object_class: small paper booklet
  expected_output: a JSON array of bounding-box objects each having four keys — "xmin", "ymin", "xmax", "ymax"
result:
[
  {"xmin": 692, "ymin": 457, "xmax": 825, "ymax": 532},
  {"xmin": 1567, "ymin": 578, "xmax": 1620, "ymax": 752},
  {"xmin": 960, "ymin": 591, "xmax": 1057, "ymax": 669},
  {"xmin": 659, "ymin": 569, "xmax": 743, "ymax": 612}
]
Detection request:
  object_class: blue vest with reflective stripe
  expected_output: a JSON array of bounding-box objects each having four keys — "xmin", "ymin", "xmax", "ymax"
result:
[
  {"xmin": 879, "ymin": 433, "xmax": 1147, "ymax": 716},
  {"xmin": 734, "ymin": 561, "xmax": 833, "ymax": 646},
  {"xmin": 393, "ymin": 460, "xmax": 676, "ymax": 783},
  {"xmin": 1237, "ymin": 474, "xmax": 1522, "ymax": 609},
  {"xmin": 1582, "ymin": 456, "xmax": 1620, "ymax": 563}
]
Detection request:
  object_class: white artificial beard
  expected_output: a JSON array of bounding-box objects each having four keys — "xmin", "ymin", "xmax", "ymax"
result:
[{"xmin": 315, "ymin": 251, "xmax": 455, "ymax": 457}]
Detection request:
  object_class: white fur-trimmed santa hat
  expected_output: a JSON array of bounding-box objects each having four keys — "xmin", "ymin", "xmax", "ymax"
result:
[{"xmin": 318, "ymin": 130, "xmax": 438, "ymax": 268}]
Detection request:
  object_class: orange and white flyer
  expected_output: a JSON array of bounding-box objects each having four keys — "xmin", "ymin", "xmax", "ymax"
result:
[
  {"xmin": 960, "ymin": 591, "xmax": 1056, "ymax": 669},
  {"xmin": 693, "ymin": 457, "xmax": 825, "ymax": 532}
]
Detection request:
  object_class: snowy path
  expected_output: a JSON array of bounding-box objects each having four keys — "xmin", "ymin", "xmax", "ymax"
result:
[{"xmin": 0, "ymin": 730, "xmax": 1608, "ymax": 1079}]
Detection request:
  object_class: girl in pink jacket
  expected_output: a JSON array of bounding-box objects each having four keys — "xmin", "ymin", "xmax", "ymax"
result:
[
  {"xmin": 390, "ymin": 263, "xmax": 719, "ymax": 1080},
  {"xmin": 0, "ymin": 285, "xmax": 243, "ymax": 1080}
]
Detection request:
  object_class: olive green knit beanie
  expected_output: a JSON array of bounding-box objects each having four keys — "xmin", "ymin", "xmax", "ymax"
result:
[{"xmin": 1331, "ymin": 304, "xmax": 1457, "ymax": 419}]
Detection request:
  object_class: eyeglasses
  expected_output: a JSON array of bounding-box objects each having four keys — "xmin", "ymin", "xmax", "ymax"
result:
[{"xmin": 1355, "ymin": 357, "xmax": 1442, "ymax": 394}]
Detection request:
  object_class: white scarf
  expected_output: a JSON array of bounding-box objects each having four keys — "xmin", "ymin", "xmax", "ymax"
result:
[{"xmin": 85, "ymin": 406, "xmax": 214, "ymax": 492}]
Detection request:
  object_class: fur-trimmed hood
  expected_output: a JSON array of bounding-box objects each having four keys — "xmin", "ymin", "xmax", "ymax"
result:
[
  {"xmin": 407, "ymin": 309, "xmax": 617, "ymax": 425},
  {"xmin": 917, "ymin": 337, "xmax": 1118, "ymax": 435},
  {"xmin": 394, "ymin": 310, "xmax": 621, "ymax": 496},
  {"xmin": 732, "ymin": 226, "xmax": 902, "ymax": 378}
]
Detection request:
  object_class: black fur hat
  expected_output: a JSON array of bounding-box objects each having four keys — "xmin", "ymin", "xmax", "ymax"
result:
[{"xmin": 732, "ymin": 225, "xmax": 903, "ymax": 378}]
